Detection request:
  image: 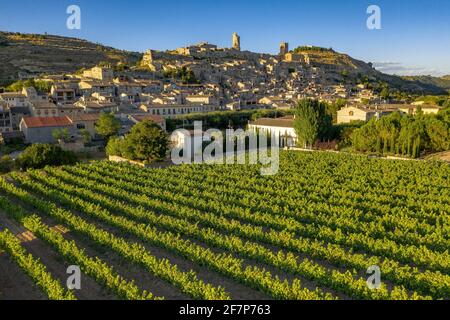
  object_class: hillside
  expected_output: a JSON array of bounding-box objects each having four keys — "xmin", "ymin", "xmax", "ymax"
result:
[
  {"xmin": 0, "ymin": 31, "xmax": 142, "ymax": 85},
  {"xmin": 292, "ymin": 47, "xmax": 448, "ymax": 94},
  {"xmin": 402, "ymin": 75, "xmax": 450, "ymax": 92},
  {"xmin": 0, "ymin": 31, "xmax": 448, "ymax": 95}
]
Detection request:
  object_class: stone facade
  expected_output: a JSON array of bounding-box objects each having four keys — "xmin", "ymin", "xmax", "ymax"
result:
[
  {"xmin": 232, "ymin": 33, "xmax": 241, "ymax": 51},
  {"xmin": 279, "ymin": 42, "xmax": 289, "ymax": 56}
]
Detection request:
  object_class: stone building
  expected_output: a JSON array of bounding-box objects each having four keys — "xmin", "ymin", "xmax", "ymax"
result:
[
  {"xmin": 83, "ymin": 66, "xmax": 114, "ymax": 81},
  {"xmin": 232, "ymin": 32, "xmax": 241, "ymax": 51},
  {"xmin": 283, "ymin": 53, "xmax": 304, "ymax": 63},
  {"xmin": 279, "ymin": 42, "xmax": 289, "ymax": 56},
  {"xmin": 143, "ymin": 50, "xmax": 154, "ymax": 64},
  {"xmin": 20, "ymin": 116, "xmax": 74, "ymax": 144},
  {"xmin": 337, "ymin": 106, "xmax": 373, "ymax": 124}
]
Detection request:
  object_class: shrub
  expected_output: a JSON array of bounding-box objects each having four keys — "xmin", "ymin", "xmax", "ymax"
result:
[
  {"xmin": 0, "ymin": 156, "xmax": 14, "ymax": 173},
  {"xmin": 17, "ymin": 144, "xmax": 77, "ymax": 170}
]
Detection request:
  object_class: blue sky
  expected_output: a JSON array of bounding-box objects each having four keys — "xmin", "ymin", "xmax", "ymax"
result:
[{"xmin": 1, "ymin": 0, "xmax": 449, "ymax": 76}]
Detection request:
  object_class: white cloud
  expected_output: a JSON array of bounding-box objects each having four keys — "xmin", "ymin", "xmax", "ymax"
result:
[{"xmin": 372, "ymin": 62, "xmax": 445, "ymax": 77}]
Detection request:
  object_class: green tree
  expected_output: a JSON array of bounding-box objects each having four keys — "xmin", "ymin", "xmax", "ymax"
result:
[
  {"xmin": 17, "ymin": 144, "xmax": 77, "ymax": 170},
  {"xmin": 79, "ymin": 129, "xmax": 91, "ymax": 145},
  {"xmin": 106, "ymin": 120, "xmax": 169, "ymax": 164},
  {"xmin": 350, "ymin": 111, "xmax": 448, "ymax": 158},
  {"xmin": 164, "ymin": 66, "xmax": 199, "ymax": 84},
  {"xmin": 95, "ymin": 113, "xmax": 121, "ymax": 141},
  {"xmin": 350, "ymin": 119, "xmax": 379, "ymax": 152},
  {"xmin": 125, "ymin": 120, "xmax": 169, "ymax": 163},
  {"xmin": 106, "ymin": 137, "xmax": 126, "ymax": 157},
  {"xmin": 294, "ymin": 100, "xmax": 320, "ymax": 148},
  {"xmin": 425, "ymin": 117, "xmax": 450, "ymax": 152},
  {"xmin": 5, "ymin": 79, "xmax": 52, "ymax": 93},
  {"xmin": 380, "ymin": 87, "xmax": 391, "ymax": 100},
  {"xmin": 327, "ymin": 99, "xmax": 346, "ymax": 124},
  {"xmin": 294, "ymin": 99, "xmax": 333, "ymax": 143},
  {"xmin": 52, "ymin": 128, "xmax": 70, "ymax": 142}
]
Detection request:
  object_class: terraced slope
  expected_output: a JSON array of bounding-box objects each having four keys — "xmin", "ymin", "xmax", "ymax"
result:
[{"xmin": 0, "ymin": 31, "xmax": 141, "ymax": 84}]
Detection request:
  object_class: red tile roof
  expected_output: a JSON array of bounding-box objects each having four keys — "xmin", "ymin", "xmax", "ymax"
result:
[
  {"xmin": 129, "ymin": 114, "xmax": 165, "ymax": 124},
  {"xmin": 21, "ymin": 116, "xmax": 72, "ymax": 128},
  {"xmin": 68, "ymin": 114, "xmax": 100, "ymax": 122}
]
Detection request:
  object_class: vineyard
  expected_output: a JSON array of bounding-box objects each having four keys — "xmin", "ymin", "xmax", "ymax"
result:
[{"xmin": 0, "ymin": 151, "xmax": 448, "ymax": 300}]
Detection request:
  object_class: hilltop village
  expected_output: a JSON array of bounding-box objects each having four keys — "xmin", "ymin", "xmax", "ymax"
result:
[{"xmin": 0, "ymin": 33, "xmax": 443, "ymax": 148}]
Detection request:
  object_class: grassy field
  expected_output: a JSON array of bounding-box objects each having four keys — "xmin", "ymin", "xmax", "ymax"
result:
[{"xmin": 0, "ymin": 151, "xmax": 448, "ymax": 300}]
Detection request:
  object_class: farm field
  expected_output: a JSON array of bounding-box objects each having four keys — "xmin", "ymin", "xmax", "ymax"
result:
[{"xmin": 0, "ymin": 151, "xmax": 449, "ymax": 300}]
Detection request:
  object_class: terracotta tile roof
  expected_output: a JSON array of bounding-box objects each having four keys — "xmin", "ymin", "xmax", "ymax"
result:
[
  {"xmin": 31, "ymin": 101, "xmax": 57, "ymax": 109},
  {"xmin": 21, "ymin": 116, "xmax": 72, "ymax": 128},
  {"xmin": 83, "ymin": 101, "xmax": 116, "ymax": 108},
  {"xmin": 68, "ymin": 114, "xmax": 100, "ymax": 122},
  {"xmin": 0, "ymin": 92, "xmax": 26, "ymax": 98},
  {"xmin": 129, "ymin": 114, "xmax": 165, "ymax": 124}
]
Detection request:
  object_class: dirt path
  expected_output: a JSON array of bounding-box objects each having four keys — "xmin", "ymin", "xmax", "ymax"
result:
[
  {"xmin": 0, "ymin": 210, "xmax": 116, "ymax": 300},
  {"xmin": 0, "ymin": 252, "xmax": 46, "ymax": 300}
]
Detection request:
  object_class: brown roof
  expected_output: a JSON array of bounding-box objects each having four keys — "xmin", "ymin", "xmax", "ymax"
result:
[
  {"xmin": 0, "ymin": 92, "xmax": 26, "ymax": 98},
  {"xmin": 249, "ymin": 116, "xmax": 294, "ymax": 128},
  {"xmin": 53, "ymin": 88, "xmax": 75, "ymax": 92},
  {"xmin": 82, "ymin": 101, "xmax": 116, "ymax": 109},
  {"xmin": 68, "ymin": 114, "xmax": 100, "ymax": 122},
  {"xmin": 31, "ymin": 101, "xmax": 57, "ymax": 109},
  {"xmin": 21, "ymin": 116, "xmax": 72, "ymax": 128},
  {"xmin": 129, "ymin": 114, "xmax": 165, "ymax": 124},
  {"xmin": 396, "ymin": 104, "xmax": 441, "ymax": 109}
]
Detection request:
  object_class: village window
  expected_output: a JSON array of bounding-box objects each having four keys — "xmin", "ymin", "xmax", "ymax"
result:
[
  {"xmin": 349, "ymin": 111, "xmax": 354, "ymax": 116},
  {"xmin": 77, "ymin": 123, "xmax": 85, "ymax": 129}
]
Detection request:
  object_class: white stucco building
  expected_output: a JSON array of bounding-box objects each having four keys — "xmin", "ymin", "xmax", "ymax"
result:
[{"xmin": 247, "ymin": 116, "xmax": 297, "ymax": 147}]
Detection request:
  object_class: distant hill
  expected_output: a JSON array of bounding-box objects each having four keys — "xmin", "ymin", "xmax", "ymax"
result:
[
  {"xmin": 0, "ymin": 31, "xmax": 142, "ymax": 85},
  {"xmin": 402, "ymin": 75, "xmax": 450, "ymax": 92},
  {"xmin": 292, "ymin": 46, "xmax": 448, "ymax": 95}
]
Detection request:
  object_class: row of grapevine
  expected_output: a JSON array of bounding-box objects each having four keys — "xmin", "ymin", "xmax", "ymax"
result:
[
  {"xmin": 10, "ymin": 172, "xmax": 335, "ymax": 300},
  {"xmin": 0, "ymin": 193, "xmax": 157, "ymax": 300},
  {"xmin": 60, "ymin": 163, "xmax": 449, "ymax": 298},
  {"xmin": 119, "ymin": 162, "xmax": 448, "ymax": 252},
  {"xmin": 0, "ymin": 228, "xmax": 76, "ymax": 300},
  {"xmin": 91, "ymin": 161, "xmax": 449, "ymax": 265},
  {"xmin": 40, "ymin": 166, "xmax": 431, "ymax": 300},
  {"xmin": 0, "ymin": 176, "xmax": 230, "ymax": 300}
]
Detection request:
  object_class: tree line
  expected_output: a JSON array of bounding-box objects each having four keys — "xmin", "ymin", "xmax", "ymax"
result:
[
  {"xmin": 350, "ymin": 108, "xmax": 450, "ymax": 158},
  {"xmin": 293, "ymin": 99, "xmax": 450, "ymax": 158}
]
